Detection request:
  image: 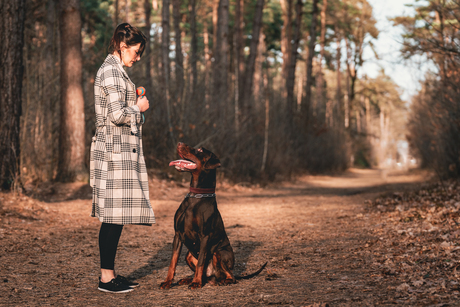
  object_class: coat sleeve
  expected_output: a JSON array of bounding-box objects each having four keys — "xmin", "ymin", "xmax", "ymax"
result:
[{"xmin": 101, "ymin": 67, "xmax": 141, "ymax": 126}]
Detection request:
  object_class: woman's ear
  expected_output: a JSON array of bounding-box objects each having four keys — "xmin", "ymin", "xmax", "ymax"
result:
[{"xmin": 120, "ymin": 42, "xmax": 128, "ymax": 51}]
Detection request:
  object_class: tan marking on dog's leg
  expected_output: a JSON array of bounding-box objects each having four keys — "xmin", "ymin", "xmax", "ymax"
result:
[{"xmin": 160, "ymin": 235, "xmax": 182, "ymax": 289}]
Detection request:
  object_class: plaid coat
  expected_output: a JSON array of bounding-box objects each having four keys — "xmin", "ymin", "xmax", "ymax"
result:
[{"xmin": 90, "ymin": 54, "xmax": 155, "ymax": 225}]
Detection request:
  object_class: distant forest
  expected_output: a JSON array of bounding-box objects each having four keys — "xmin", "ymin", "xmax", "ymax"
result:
[{"xmin": 1, "ymin": 0, "xmax": 458, "ymax": 190}]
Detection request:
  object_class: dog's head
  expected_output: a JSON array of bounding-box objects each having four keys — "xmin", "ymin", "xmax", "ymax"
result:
[{"xmin": 169, "ymin": 142, "xmax": 221, "ymax": 173}]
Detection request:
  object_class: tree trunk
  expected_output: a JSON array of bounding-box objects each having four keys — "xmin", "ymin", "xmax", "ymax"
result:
[
  {"xmin": 172, "ymin": 0, "xmax": 184, "ymax": 104},
  {"xmin": 365, "ymin": 96, "xmax": 370, "ymax": 133},
  {"xmin": 344, "ymin": 37, "xmax": 357, "ymax": 127},
  {"xmin": 204, "ymin": 12, "xmax": 211, "ymax": 107},
  {"xmin": 115, "ymin": 0, "xmax": 119, "ymax": 26},
  {"xmin": 285, "ymin": 0, "xmax": 303, "ymax": 120},
  {"xmin": 125, "ymin": 0, "xmax": 130, "ymax": 23},
  {"xmin": 43, "ymin": 0, "xmax": 57, "ymax": 181},
  {"xmin": 0, "ymin": 0, "xmax": 25, "ymax": 190},
  {"xmin": 162, "ymin": 0, "xmax": 175, "ymax": 148},
  {"xmin": 212, "ymin": 0, "xmax": 219, "ymax": 58},
  {"xmin": 58, "ymin": 0, "xmax": 87, "ymax": 182},
  {"xmin": 235, "ymin": 0, "xmax": 245, "ymax": 105},
  {"xmin": 254, "ymin": 32, "xmax": 266, "ymax": 108},
  {"xmin": 189, "ymin": 0, "xmax": 197, "ymax": 93},
  {"xmin": 345, "ymin": 37, "xmax": 359, "ymax": 111},
  {"xmin": 296, "ymin": 73, "xmax": 303, "ymax": 112},
  {"xmin": 234, "ymin": 0, "xmax": 242, "ymax": 133},
  {"xmin": 280, "ymin": 0, "xmax": 293, "ymax": 79},
  {"xmin": 261, "ymin": 62, "xmax": 270, "ymax": 172},
  {"xmin": 344, "ymin": 50, "xmax": 350, "ymax": 128},
  {"xmin": 212, "ymin": 0, "xmax": 229, "ymax": 122},
  {"xmin": 144, "ymin": 0, "xmax": 152, "ymax": 92},
  {"xmin": 335, "ymin": 32, "xmax": 341, "ymax": 127},
  {"xmin": 379, "ymin": 110, "xmax": 389, "ymax": 167},
  {"xmin": 240, "ymin": 0, "xmax": 265, "ymax": 112},
  {"xmin": 303, "ymin": 0, "xmax": 318, "ymax": 118},
  {"xmin": 316, "ymin": 0, "xmax": 327, "ymax": 115}
]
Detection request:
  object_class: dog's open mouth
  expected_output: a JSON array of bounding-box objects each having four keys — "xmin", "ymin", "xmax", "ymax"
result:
[{"xmin": 169, "ymin": 159, "xmax": 197, "ymax": 171}]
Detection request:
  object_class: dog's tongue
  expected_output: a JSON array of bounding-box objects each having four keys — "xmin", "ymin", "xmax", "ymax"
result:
[{"xmin": 169, "ymin": 159, "xmax": 197, "ymax": 170}]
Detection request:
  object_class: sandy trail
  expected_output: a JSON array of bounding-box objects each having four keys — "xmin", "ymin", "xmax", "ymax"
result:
[{"xmin": 0, "ymin": 168, "xmax": 428, "ymax": 306}]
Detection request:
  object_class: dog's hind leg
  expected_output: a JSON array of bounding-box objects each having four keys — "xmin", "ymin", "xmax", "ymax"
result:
[{"xmin": 216, "ymin": 251, "xmax": 236, "ymax": 285}]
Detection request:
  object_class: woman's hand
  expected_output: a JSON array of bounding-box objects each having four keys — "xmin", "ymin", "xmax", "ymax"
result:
[{"xmin": 136, "ymin": 96, "xmax": 149, "ymax": 112}]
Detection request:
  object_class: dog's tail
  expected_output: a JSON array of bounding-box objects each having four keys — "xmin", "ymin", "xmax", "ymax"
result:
[{"xmin": 235, "ymin": 262, "xmax": 268, "ymax": 280}]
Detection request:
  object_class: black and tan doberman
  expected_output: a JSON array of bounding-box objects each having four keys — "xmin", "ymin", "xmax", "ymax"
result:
[{"xmin": 160, "ymin": 142, "xmax": 266, "ymax": 289}]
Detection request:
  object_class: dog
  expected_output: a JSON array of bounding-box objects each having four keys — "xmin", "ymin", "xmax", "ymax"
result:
[{"xmin": 160, "ymin": 142, "xmax": 267, "ymax": 289}]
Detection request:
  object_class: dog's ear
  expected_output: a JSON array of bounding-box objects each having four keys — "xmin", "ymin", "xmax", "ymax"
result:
[{"xmin": 205, "ymin": 153, "xmax": 221, "ymax": 169}]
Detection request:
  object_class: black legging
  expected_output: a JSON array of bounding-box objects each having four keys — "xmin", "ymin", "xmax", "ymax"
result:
[{"xmin": 99, "ymin": 223, "xmax": 124, "ymax": 270}]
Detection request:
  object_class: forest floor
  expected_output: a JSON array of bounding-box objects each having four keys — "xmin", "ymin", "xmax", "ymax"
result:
[{"xmin": 1, "ymin": 168, "xmax": 460, "ymax": 306}]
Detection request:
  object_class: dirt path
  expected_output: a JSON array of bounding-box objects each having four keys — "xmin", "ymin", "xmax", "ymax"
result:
[{"xmin": 0, "ymin": 168, "xmax": 430, "ymax": 306}]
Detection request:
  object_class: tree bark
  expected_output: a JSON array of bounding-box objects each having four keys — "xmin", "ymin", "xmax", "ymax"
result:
[
  {"xmin": 189, "ymin": 0, "xmax": 197, "ymax": 93},
  {"xmin": 162, "ymin": 0, "xmax": 175, "ymax": 147},
  {"xmin": 240, "ymin": 0, "xmax": 265, "ymax": 112},
  {"xmin": 144, "ymin": 0, "xmax": 152, "ymax": 92},
  {"xmin": 316, "ymin": 0, "xmax": 327, "ymax": 114},
  {"xmin": 335, "ymin": 32, "xmax": 342, "ymax": 127},
  {"xmin": 0, "ymin": 0, "xmax": 25, "ymax": 190},
  {"xmin": 125, "ymin": 0, "xmax": 130, "ymax": 23},
  {"xmin": 254, "ymin": 32, "xmax": 266, "ymax": 108},
  {"xmin": 213, "ymin": 0, "xmax": 219, "ymax": 50},
  {"xmin": 234, "ymin": 0, "xmax": 242, "ymax": 133},
  {"xmin": 344, "ymin": 40, "xmax": 350, "ymax": 128},
  {"xmin": 58, "ymin": 0, "xmax": 87, "ymax": 182},
  {"xmin": 344, "ymin": 37, "xmax": 357, "ymax": 126},
  {"xmin": 43, "ymin": 0, "xmax": 57, "ymax": 181},
  {"xmin": 261, "ymin": 62, "xmax": 269, "ymax": 172},
  {"xmin": 280, "ymin": 0, "xmax": 293, "ymax": 79},
  {"xmin": 172, "ymin": 0, "xmax": 184, "ymax": 104},
  {"xmin": 212, "ymin": 0, "xmax": 229, "ymax": 121},
  {"xmin": 303, "ymin": 0, "xmax": 319, "ymax": 118},
  {"xmin": 115, "ymin": 0, "xmax": 119, "ymax": 26},
  {"xmin": 235, "ymin": 0, "xmax": 245, "ymax": 106},
  {"xmin": 285, "ymin": 0, "xmax": 303, "ymax": 120},
  {"xmin": 203, "ymin": 11, "xmax": 211, "ymax": 107}
]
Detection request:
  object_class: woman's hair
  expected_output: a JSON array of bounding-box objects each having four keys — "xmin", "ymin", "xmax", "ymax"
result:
[{"xmin": 108, "ymin": 23, "xmax": 147, "ymax": 58}]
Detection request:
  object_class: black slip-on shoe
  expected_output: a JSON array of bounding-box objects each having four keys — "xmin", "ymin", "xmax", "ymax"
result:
[
  {"xmin": 98, "ymin": 278, "xmax": 134, "ymax": 293},
  {"xmin": 115, "ymin": 275, "xmax": 139, "ymax": 288}
]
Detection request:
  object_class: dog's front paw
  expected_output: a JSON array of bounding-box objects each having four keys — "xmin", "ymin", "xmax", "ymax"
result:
[
  {"xmin": 189, "ymin": 282, "xmax": 202, "ymax": 289},
  {"xmin": 160, "ymin": 280, "xmax": 172, "ymax": 290}
]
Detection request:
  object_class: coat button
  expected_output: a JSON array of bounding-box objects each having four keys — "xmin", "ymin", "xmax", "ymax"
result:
[{"xmin": 133, "ymin": 149, "xmax": 136, "ymax": 153}]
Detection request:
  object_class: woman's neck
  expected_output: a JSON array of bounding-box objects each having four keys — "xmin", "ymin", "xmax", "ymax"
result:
[{"xmin": 112, "ymin": 52, "xmax": 123, "ymax": 66}]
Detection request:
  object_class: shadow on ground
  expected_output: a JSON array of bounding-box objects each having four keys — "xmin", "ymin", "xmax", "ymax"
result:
[{"xmin": 127, "ymin": 239, "xmax": 263, "ymax": 284}]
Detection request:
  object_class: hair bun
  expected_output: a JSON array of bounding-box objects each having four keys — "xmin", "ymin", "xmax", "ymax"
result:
[{"xmin": 108, "ymin": 23, "xmax": 147, "ymax": 56}]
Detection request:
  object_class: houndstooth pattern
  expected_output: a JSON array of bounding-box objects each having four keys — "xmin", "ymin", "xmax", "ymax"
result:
[{"xmin": 90, "ymin": 54, "xmax": 155, "ymax": 225}]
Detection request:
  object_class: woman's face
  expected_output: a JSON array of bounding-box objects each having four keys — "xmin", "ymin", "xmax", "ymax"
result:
[{"xmin": 120, "ymin": 43, "xmax": 141, "ymax": 67}]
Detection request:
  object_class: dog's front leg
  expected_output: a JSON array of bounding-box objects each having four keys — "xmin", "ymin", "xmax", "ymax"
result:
[
  {"xmin": 160, "ymin": 233, "xmax": 183, "ymax": 290},
  {"xmin": 189, "ymin": 235, "xmax": 210, "ymax": 289}
]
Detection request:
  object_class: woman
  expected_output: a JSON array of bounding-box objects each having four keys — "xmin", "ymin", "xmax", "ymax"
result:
[{"xmin": 90, "ymin": 23, "xmax": 155, "ymax": 293}]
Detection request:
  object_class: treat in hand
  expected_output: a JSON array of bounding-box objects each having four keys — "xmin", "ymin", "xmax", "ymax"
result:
[{"xmin": 136, "ymin": 86, "xmax": 146, "ymax": 97}]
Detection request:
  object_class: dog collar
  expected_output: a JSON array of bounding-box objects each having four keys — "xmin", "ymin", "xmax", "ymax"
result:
[
  {"xmin": 186, "ymin": 193, "xmax": 216, "ymax": 199},
  {"xmin": 189, "ymin": 187, "xmax": 215, "ymax": 194}
]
